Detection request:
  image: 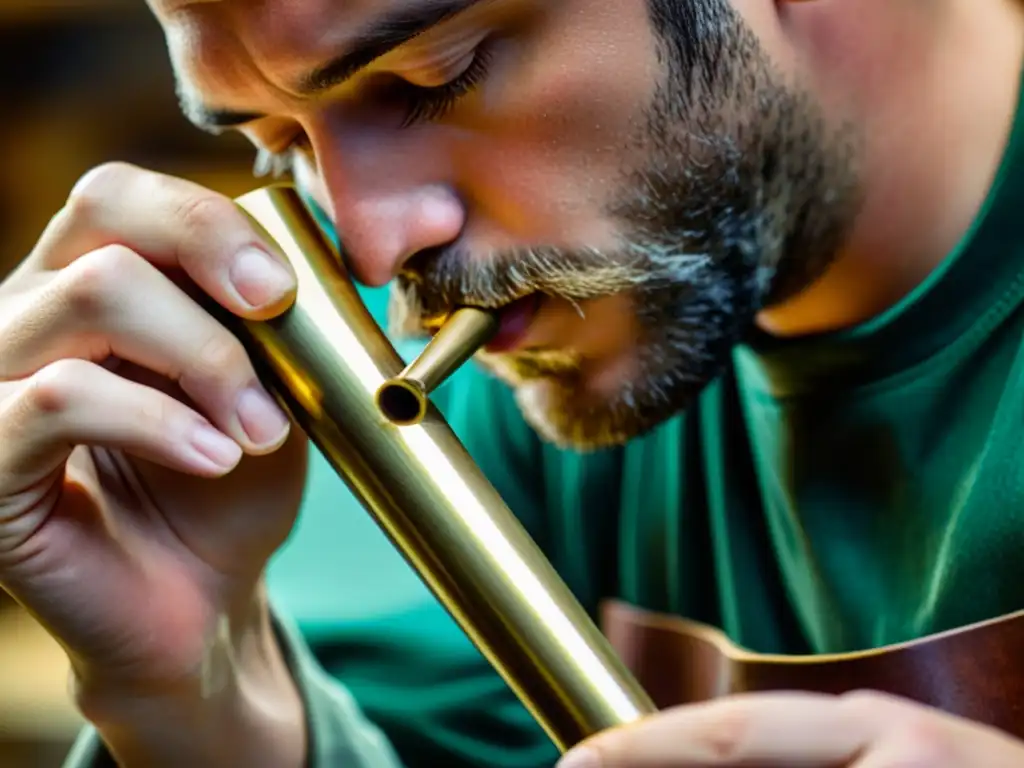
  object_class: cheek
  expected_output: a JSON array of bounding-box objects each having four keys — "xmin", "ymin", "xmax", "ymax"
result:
[
  {"xmin": 449, "ymin": 0, "xmax": 660, "ymax": 247},
  {"xmin": 728, "ymin": 0, "xmax": 795, "ymax": 68},
  {"xmin": 448, "ymin": 127, "xmax": 623, "ymax": 248},
  {"xmin": 533, "ymin": 294, "xmax": 639, "ymax": 358}
]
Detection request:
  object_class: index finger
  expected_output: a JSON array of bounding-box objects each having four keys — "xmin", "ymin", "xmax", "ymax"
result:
[{"xmin": 29, "ymin": 162, "xmax": 297, "ymax": 321}]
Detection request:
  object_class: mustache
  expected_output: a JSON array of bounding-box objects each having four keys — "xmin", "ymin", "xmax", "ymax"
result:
[{"xmin": 390, "ymin": 243, "xmax": 657, "ymax": 323}]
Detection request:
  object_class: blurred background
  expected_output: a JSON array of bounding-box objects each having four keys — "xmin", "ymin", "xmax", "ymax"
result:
[
  {"xmin": 0, "ymin": 0, "xmax": 261, "ymax": 269},
  {"xmin": 1, "ymin": 1, "xmax": 263, "ymax": 765}
]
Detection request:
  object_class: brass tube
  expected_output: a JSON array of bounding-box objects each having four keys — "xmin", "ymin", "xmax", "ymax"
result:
[
  {"xmin": 229, "ymin": 184, "xmax": 656, "ymax": 753},
  {"xmin": 376, "ymin": 307, "xmax": 500, "ymax": 425}
]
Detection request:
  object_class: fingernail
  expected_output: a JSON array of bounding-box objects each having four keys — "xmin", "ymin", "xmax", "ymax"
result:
[
  {"xmin": 558, "ymin": 747, "xmax": 600, "ymax": 768},
  {"xmin": 190, "ymin": 423, "xmax": 243, "ymax": 470},
  {"xmin": 236, "ymin": 386, "xmax": 290, "ymax": 448},
  {"xmin": 230, "ymin": 247, "xmax": 296, "ymax": 309}
]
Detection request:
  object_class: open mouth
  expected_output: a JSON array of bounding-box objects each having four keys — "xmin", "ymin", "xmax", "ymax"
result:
[
  {"xmin": 485, "ymin": 293, "xmax": 543, "ymax": 353},
  {"xmin": 422, "ymin": 293, "xmax": 542, "ymax": 354}
]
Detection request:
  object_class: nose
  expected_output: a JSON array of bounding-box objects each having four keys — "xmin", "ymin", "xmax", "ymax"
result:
[{"xmin": 310, "ymin": 124, "xmax": 466, "ymax": 288}]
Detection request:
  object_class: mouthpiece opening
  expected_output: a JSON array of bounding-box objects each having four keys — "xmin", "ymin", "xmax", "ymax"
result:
[{"xmin": 376, "ymin": 378, "xmax": 429, "ymax": 426}]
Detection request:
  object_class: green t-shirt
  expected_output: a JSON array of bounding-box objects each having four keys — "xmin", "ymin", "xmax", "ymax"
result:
[{"xmin": 66, "ymin": 70, "xmax": 1023, "ymax": 768}]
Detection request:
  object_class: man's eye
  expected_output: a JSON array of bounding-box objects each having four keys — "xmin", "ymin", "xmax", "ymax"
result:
[
  {"xmin": 395, "ymin": 44, "xmax": 495, "ymax": 128},
  {"xmin": 250, "ymin": 43, "xmax": 496, "ymax": 178}
]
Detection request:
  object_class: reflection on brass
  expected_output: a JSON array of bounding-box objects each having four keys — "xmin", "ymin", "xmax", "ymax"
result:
[
  {"xmin": 230, "ymin": 184, "xmax": 657, "ymax": 753},
  {"xmin": 376, "ymin": 307, "xmax": 500, "ymax": 426}
]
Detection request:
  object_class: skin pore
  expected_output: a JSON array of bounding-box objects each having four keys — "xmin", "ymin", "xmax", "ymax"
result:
[{"xmin": 152, "ymin": 0, "xmax": 1024, "ymax": 450}]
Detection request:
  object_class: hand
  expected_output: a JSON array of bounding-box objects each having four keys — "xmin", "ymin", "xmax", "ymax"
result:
[
  {"xmin": 0, "ymin": 163, "xmax": 308, "ymax": 765},
  {"xmin": 558, "ymin": 691, "xmax": 1024, "ymax": 767}
]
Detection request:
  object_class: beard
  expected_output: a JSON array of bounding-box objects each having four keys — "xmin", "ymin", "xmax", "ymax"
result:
[{"xmin": 384, "ymin": 0, "xmax": 863, "ymax": 451}]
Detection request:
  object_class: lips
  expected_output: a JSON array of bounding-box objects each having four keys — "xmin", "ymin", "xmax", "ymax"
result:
[
  {"xmin": 419, "ymin": 294, "xmax": 541, "ymax": 353},
  {"xmin": 484, "ymin": 294, "xmax": 542, "ymax": 353}
]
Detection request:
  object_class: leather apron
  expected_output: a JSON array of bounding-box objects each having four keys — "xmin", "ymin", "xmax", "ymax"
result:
[{"xmin": 601, "ymin": 601, "xmax": 1024, "ymax": 738}]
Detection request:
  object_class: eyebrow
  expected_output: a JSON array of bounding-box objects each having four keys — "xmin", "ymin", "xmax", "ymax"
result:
[{"xmin": 185, "ymin": 0, "xmax": 487, "ymax": 132}]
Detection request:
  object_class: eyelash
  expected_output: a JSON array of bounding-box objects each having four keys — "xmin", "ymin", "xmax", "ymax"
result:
[
  {"xmin": 253, "ymin": 44, "xmax": 494, "ymax": 179},
  {"xmin": 396, "ymin": 42, "xmax": 495, "ymax": 128}
]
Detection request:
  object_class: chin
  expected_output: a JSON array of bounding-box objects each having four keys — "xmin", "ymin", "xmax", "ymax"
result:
[{"xmin": 476, "ymin": 347, "xmax": 671, "ymax": 452}]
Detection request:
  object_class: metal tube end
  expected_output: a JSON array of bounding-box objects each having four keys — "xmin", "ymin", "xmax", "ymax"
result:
[
  {"xmin": 376, "ymin": 307, "xmax": 499, "ymax": 426},
  {"xmin": 375, "ymin": 377, "xmax": 429, "ymax": 426}
]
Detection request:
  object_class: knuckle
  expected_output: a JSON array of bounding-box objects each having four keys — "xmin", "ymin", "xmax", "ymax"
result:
[
  {"xmin": 66, "ymin": 161, "xmax": 135, "ymax": 222},
  {"xmin": 186, "ymin": 330, "xmax": 250, "ymax": 388},
  {"xmin": 60, "ymin": 246, "xmax": 139, "ymax": 321},
  {"xmin": 24, "ymin": 359, "xmax": 90, "ymax": 416},
  {"xmin": 138, "ymin": 389, "xmax": 176, "ymax": 432},
  {"xmin": 696, "ymin": 702, "xmax": 753, "ymax": 761},
  {"xmin": 173, "ymin": 193, "xmax": 238, "ymax": 244}
]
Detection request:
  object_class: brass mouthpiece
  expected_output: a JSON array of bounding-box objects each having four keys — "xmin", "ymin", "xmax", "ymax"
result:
[
  {"xmin": 376, "ymin": 307, "xmax": 500, "ymax": 425},
  {"xmin": 229, "ymin": 184, "xmax": 656, "ymax": 754}
]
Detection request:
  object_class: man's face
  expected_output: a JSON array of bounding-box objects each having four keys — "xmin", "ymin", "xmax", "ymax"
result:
[{"xmin": 155, "ymin": 0, "xmax": 861, "ymax": 450}]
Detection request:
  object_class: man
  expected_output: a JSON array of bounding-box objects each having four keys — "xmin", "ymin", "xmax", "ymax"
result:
[{"xmin": 0, "ymin": 0, "xmax": 1020, "ymax": 764}]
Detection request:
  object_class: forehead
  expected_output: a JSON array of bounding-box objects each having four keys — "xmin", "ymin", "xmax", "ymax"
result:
[
  {"xmin": 154, "ymin": 0, "xmax": 362, "ymax": 98},
  {"xmin": 156, "ymin": 0, "xmax": 408, "ymax": 40}
]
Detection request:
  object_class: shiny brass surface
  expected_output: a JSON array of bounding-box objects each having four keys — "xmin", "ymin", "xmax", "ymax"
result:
[
  {"xmin": 230, "ymin": 184, "xmax": 657, "ymax": 752},
  {"xmin": 376, "ymin": 307, "xmax": 499, "ymax": 425}
]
